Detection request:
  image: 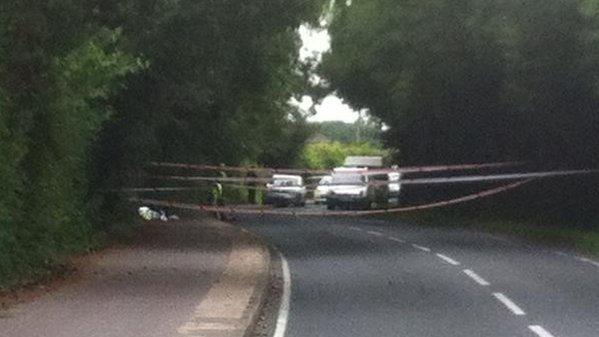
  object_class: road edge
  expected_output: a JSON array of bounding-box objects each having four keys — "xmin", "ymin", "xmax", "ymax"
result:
[
  {"xmin": 238, "ymin": 227, "xmax": 272, "ymax": 337},
  {"xmin": 174, "ymin": 217, "xmax": 271, "ymax": 337}
]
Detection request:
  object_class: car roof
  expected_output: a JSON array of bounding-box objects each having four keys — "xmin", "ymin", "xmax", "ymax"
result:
[
  {"xmin": 343, "ymin": 156, "xmax": 383, "ymax": 167},
  {"xmin": 333, "ymin": 167, "xmax": 367, "ymax": 173},
  {"xmin": 272, "ymin": 174, "xmax": 302, "ymax": 180}
]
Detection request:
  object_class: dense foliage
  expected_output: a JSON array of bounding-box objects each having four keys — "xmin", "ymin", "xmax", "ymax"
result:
[
  {"xmin": 0, "ymin": 0, "xmax": 326, "ymax": 289},
  {"xmin": 0, "ymin": 2, "xmax": 144, "ymax": 289},
  {"xmin": 321, "ymin": 0, "xmax": 599, "ymax": 223},
  {"xmin": 299, "ymin": 141, "xmax": 386, "ymax": 169},
  {"xmin": 311, "ymin": 119, "xmax": 382, "ymax": 145},
  {"xmin": 322, "ymin": 0, "xmax": 599, "ymax": 166}
]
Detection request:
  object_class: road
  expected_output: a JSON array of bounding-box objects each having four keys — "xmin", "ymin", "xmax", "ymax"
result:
[{"xmin": 236, "ymin": 209, "xmax": 599, "ymax": 337}]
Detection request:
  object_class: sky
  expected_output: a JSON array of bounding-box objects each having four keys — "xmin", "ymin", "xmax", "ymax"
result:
[{"xmin": 292, "ymin": 25, "xmax": 362, "ymax": 124}]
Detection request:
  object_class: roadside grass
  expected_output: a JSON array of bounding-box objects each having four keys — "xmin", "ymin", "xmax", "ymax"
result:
[
  {"xmin": 386, "ymin": 210, "xmax": 599, "ymax": 256},
  {"xmin": 0, "ymin": 232, "xmax": 104, "ymax": 293},
  {"xmin": 0, "ymin": 219, "xmax": 137, "ymax": 292}
]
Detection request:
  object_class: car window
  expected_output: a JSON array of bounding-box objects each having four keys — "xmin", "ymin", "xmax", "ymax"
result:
[
  {"xmin": 273, "ymin": 179, "xmax": 296, "ymax": 186},
  {"xmin": 331, "ymin": 173, "xmax": 365, "ymax": 185},
  {"xmin": 319, "ymin": 176, "xmax": 332, "ymax": 185}
]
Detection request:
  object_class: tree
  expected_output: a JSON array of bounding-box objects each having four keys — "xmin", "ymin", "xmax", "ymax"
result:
[
  {"xmin": 312, "ymin": 119, "xmax": 383, "ymax": 145},
  {"xmin": 0, "ymin": 1, "xmax": 143, "ymax": 288},
  {"xmin": 320, "ymin": 0, "xmax": 599, "ymax": 222},
  {"xmin": 299, "ymin": 141, "xmax": 387, "ymax": 169},
  {"xmin": 87, "ymin": 0, "xmax": 331, "ymax": 227}
]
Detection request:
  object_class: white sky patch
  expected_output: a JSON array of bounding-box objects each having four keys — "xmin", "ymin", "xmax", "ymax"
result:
[
  {"xmin": 309, "ymin": 95, "xmax": 364, "ymax": 123},
  {"xmin": 298, "ymin": 25, "xmax": 331, "ymax": 63},
  {"xmin": 297, "ymin": 24, "xmax": 363, "ymax": 123},
  {"xmin": 289, "ymin": 95, "xmax": 314, "ymax": 112}
]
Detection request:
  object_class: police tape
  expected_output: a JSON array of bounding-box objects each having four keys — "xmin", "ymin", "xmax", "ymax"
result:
[
  {"xmin": 120, "ymin": 187, "xmax": 202, "ymax": 192},
  {"xmin": 131, "ymin": 179, "xmax": 532, "ymax": 217},
  {"xmin": 146, "ymin": 168, "xmax": 598, "ymax": 191},
  {"xmin": 151, "ymin": 175, "xmax": 273, "ymax": 183},
  {"xmin": 120, "ymin": 185, "xmax": 265, "ymax": 193},
  {"xmin": 396, "ymin": 168, "xmax": 598, "ymax": 185},
  {"xmin": 150, "ymin": 162, "xmax": 330, "ymax": 174},
  {"xmin": 150, "ymin": 161, "xmax": 522, "ymax": 175}
]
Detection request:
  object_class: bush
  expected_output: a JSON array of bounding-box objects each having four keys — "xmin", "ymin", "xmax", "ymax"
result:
[
  {"xmin": 298, "ymin": 141, "xmax": 387, "ymax": 169},
  {"xmin": 0, "ymin": 26, "xmax": 143, "ymax": 290}
]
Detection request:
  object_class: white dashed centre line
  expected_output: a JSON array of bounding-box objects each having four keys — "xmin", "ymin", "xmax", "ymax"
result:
[
  {"xmin": 349, "ymin": 226, "xmax": 361, "ymax": 231},
  {"xmin": 574, "ymin": 255, "xmax": 599, "ymax": 267},
  {"xmin": 493, "ymin": 293, "xmax": 526, "ymax": 315},
  {"xmin": 388, "ymin": 237, "xmax": 405, "ymax": 243},
  {"xmin": 463, "ymin": 269, "xmax": 490, "ymax": 286},
  {"xmin": 576, "ymin": 256, "xmax": 591, "ymax": 263},
  {"xmin": 367, "ymin": 230, "xmax": 383, "ymax": 236},
  {"xmin": 529, "ymin": 325, "xmax": 557, "ymax": 337},
  {"xmin": 412, "ymin": 244, "xmax": 431, "ymax": 252},
  {"xmin": 436, "ymin": 253, "xmax": 460, "ymax": 265}
]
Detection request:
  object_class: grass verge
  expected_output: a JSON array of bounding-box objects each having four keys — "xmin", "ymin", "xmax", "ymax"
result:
[{"xmin": 386, "ymin": 210, "xmax": 599, "ymax": 256}]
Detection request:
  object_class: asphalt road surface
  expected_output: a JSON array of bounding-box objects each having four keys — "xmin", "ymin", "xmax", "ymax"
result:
[{"xmin": 236, "ymin": 208, "xmax": 599, "ymax": 337}]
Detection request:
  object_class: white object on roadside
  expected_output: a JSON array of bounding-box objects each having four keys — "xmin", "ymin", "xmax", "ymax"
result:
[{"xmin": 138, "ymin": 206, "xmax": 161, "ymax": 221}]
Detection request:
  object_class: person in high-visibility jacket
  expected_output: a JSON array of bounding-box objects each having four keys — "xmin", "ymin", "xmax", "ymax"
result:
[
  {"xmin": 212, "ymin": 181, "xmax": 223, "ymax": 205},
  {"xmin": 211, "ymin": 180, "xmax": 224, "ymax": 220},
  {"xmin": 247, "ymin": 170, "xmax": 257, "ymax": 204}
]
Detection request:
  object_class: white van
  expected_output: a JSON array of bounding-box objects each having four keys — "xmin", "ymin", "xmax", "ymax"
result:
[{"xmin": 326, "ymin": 170, "xmax": 389, "ymax": 210}]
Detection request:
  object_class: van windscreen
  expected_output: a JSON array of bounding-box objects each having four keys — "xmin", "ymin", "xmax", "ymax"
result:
[{"xmin": 331, "ymin": 173, "xmax": 365, "ymax": 185}]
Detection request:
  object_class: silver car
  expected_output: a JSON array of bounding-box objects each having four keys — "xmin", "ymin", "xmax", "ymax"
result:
[{"xmin": 264, "ymin": 175, "xmax": 307, "ymax": 207}]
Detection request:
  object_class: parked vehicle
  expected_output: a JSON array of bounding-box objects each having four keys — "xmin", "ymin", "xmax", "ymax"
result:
[
  {"xmin": 313, "ymin": 175, "xmax": 333, "ymax": 204},
  {"xmin": 343, "ymin": 156, "xmax": 383, "ymax": 168},
  {"xmin": 326, "ymin": 170, "xmax": 389, "ymax": 210},
  {"xmin": 264, "ymin": 175, "xmax": 307, "ymax": 207},
  {"xmin": 388, "ymin": 171, "xmax": 402, "ymax": 198}
]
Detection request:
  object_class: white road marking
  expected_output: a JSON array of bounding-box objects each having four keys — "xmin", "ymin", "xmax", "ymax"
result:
[
  {"xmin": 367, "ymin": 230, "xmax": 384, "ymax": 236},
  {"xmin": 529, "ymin": 325, "xmax": 557, "ymax": 337},
  {"xmin": 389, "ymin": 237, "xmax": 405, "ymax": 243},
  {"xmin": 436, "ymin": 253, "xmax": 460, "ymax": 265},
  {"xmin": 349, "ymin": 226, "xmax": 361, "ymax": 231},
  {"xmin": 463, "ymin": 269, "xmax": 490, "ymax": 286},
  {"xmin": 412, "ymin": 244, "xmax": 431, "ymax": 252},
  {"xmin": 575, "ymin": 256, "xmax": 599, "ymax": 267},
  {"xmin": 555, "ymin": 251, "xmax": 569, "ymax": 257},
  {"xmin": 274, "ymin": 253, "xmax": 291, "ymax": 337},
  {"xmin": 493, "ymin": 293, "xmax": 526, "ymax": 315}
]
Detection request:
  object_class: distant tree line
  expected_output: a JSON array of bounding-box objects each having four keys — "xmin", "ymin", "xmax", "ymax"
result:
[
  {"xmin": 0, "ymin": 0, "xmax": 326, "ymax": 289},
  {"xmin": 299, "ymin": 141, "xmax": 386, "ymax": 169},
  {"xmin": 321, "ymin": 0, "xmax": 599, "ymax": 224},
  {"xmin": 311, "ymin": 119, "xmax": 382, "ymax": 145},
  {"xmin": 299, "ymin": 119, "xmax": 386, "ymax": 169}
]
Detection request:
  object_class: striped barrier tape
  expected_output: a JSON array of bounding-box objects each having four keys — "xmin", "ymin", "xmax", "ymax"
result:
[
  {"xmin": 141, "ymin": 168, "xmax": 598, "ymax": 192},
  {"xmin": 149, "ymin": 161, "xmax": 523, "ymax": 175},
  {"xmin": 119, "ymin": 187, "xmax": 203, "ymax": 193},
  {"xmin": 130, "ymin": 179, "xmax": 532, "ymax": 217},
  {"xmin": 396, "ymin": 169, "xmax": 598, "ymax": 185}
]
